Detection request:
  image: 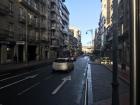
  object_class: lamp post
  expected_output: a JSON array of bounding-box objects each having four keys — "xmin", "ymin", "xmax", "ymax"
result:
[{"xmin": 86, "ymin": 29, "xmax": 94, "ymax": 50}]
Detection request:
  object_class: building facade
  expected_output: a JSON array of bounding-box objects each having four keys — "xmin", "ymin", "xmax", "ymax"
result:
[
  {"xmin": 99, "ymin": 0, "xmax": 113, "ymax": 57},
  {"xmin": 116, "ymin": 0, "xmax": 130, "ymax": 67},
  {"xmin": 0, "ymin": 0, "xmax": 70, "ymax": 64},
  {"xmin": 69, "ymin": 26, "xmax": 82, "ymax": 56}
]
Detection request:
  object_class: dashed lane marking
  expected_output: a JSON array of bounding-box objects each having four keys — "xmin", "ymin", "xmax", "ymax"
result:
[
  {"xmin": 0, "ymin": 74, "xmax": 38, "ymax": 90},
  {"xmin": 17, "ymin": 82, "xmax": 40, "ymax": 95}
]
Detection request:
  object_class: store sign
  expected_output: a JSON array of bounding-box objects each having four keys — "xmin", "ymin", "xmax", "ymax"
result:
[{"xmin": 16, "ymin": 41, "xmax": 25, "ymax": 45}]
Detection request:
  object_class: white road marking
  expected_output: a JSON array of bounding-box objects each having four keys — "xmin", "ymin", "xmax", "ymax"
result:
[
  {"xmin": 44, "ymin": 75, "xmax": 53, "ymax": 80},
  {"xmin": 52, "ymin": 75, "xmax": 71, "ymax": 95},
  {"xmin": 17, "ymin": 82, "xmax": 40, "ymax": 95},
  {"xmin": 0, "ymin": 73, "xmax": 10, "ymax": 77},
  {"xmin": 0, "ymin": 74, "xmax": 38, "ymax": 90},
  {"xmin": 0, "ymin": 72, "xmax": 29, "ymax": 81},
  {"xmin": 87, "ymin": 64, "xmax": 93, "ymax": 105}
]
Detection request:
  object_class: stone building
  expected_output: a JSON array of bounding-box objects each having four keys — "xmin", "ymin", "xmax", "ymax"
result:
[{"xmin": 0, "ymin": 0, "xmax": 70, "ymax": 64}]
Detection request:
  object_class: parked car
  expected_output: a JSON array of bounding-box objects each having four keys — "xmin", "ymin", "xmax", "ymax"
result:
[
  {"xmin": 100, "ymin": 57, "xmax": 112, "ymax": 64},
  {"xmin": 52, "ymin": 58, "xmax": 74, "ymax": 71}
]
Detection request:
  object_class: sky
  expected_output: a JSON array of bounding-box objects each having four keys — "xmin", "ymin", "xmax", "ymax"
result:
[{"xmin": 64, "ymin": 0, "xmax": 101, "ymax": 46}]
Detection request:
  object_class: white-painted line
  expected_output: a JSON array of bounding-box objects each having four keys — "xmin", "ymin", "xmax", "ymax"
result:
[
  {"xmin": 87, "ymin": 64, "xmax": 93, "ymax": 105},
  {"xmin": 84, "ymin": 79, "xmax": 88, "ymax": 105},
  {"xmin": 52, "ymin": 80, "xmax": 67, "ymax": 95},
  {"xmin": 0, "ymin": 77, "xmax": 28, "ymax": 90},
  {"xmin": 17, "ymin": 82, "xmax": 40, "ymax": 95},
  {"xmin": 52, "ymin": 75, "xmax": 71, "ymax": 95},
  {"xmin": 0, "ymin": 73, "xmax": 10, "ymax": 77},
  {"xmin": 0, "ymin": 72, "xmax": 29, "ymax": 81},
  {"xmin": 0, "ymin": 74, "xmax": 38, "ymax": 90},
  {"xmin": 44, "ymin": 75, "xmax": 53, "ymax": 80}
]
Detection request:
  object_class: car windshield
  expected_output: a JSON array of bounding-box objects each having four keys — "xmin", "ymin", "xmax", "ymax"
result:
[{"xmin": 55, "ymin": 58, "xmax": 69, "ymax": 62}]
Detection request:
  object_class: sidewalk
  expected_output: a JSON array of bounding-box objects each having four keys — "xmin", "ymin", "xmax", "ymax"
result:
[
  {"xmin": 105, "ymin": 64, "xmax": 130, "ymax": 84},
  {"xmin": 91, "ymin": 61, "xmax": 130, "ymax": 105},
  {"xmin": 94, "ymin": 93, "xmax": 129, "ymax": 105},
  {"xmin": 0, "ymin": 59, "xmax": 54, "ymax": 73}
]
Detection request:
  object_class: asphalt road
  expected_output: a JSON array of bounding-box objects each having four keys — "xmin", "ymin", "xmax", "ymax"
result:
[
  {"xmin": 0, "ymin": 56, "xmax": 89, "ymax": 105},
  {"xmin": 0, "ymin": 56, "xmax": 129, "ymax": 105}
]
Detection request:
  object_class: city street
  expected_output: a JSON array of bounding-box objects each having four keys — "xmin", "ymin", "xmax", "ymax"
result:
[{"xmin": 0, "ymin": 56, "xmax": 129, "ymax": 105}]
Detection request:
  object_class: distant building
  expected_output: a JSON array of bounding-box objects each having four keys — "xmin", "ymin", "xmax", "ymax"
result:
[
  {"xmin": 69, "ymin": 26, "xmax": 82, "ymax": 55},
  {"xmin": 99, "ymin": 0, "xmax": 113, "ymax": 56},
  {"xmin": 82, "ymin": 46, "xmax": 93, "ymax": 54}
]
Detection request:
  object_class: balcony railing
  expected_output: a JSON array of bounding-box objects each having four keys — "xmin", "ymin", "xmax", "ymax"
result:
[
  {"xmin": 19, "ymin": 15, "xmax": 26, "ymax": 23},
  {"xmin": 28, "ymin": 34, "xmax": 36, "ymax": 41},
  {"xmin": 40, "ymin": 22, "xmax": 47, "ymax": 30},
  {"xmin": 51, "ymin": 6, "xmax": 58, "ymax": 13},
  {"xmin": 28, "ymin": 18, "xmax": 36, "ymax": 27},
  {"xmin": 51, "ymin": 15, "xmax": 57, "ymax": 21},
  {"xmin": 0, "ymin": 28, "xmax": 14, "ymax": 40},
  {"xmin": 35, "ymin": 21, "xmax": 40, "ymax": 29},
  {"xmin": 51, "ymin": 0, "xmax": 57, "ymax": 5},
  {"xmin": 50, "ymin": 41, "xmax": 59, "ymax": 48},
  {"xmin": 19, "ymin": 0, "xmax": 40, "ymax": 15},
  {"xmin": 0, "ymin": 3, "xmax": 9, "ymax": 16},
  {"xmin": 0, "ymin": 28, "xmax": 9, "ymax": 40}
]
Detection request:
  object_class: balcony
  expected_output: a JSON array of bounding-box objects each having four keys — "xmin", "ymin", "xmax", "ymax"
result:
[
  {"xmin": 28, "ymin": 18, "xmax": 36, "ymax": 27},
  {"xmin": 19, "ymin": 0, "xmax": 40, "ymax": 15},
  {"xmin": 51, "ymin": 25, "xmax": 57, "ymax": 30},
  {"xmin": 40, "ymin": 11, "xmax": 46, "ymax": 18},
  {"xmin": 0, "ymin": 3, "xmax": 9, "ymax": 16},
  {"xmin": 50, "ymin": 41, "xmax": 59, "ymax": 48},
  {"xmin": 28, "ymin": 34, "xmax": 36, "ymax": 41},
  {"xmin": 51, "ymin": 15, "xmax": 57, "ymax": 22},
  {"xmin": 51, "ymin": 6, "xmax": 58, "ymax": 13},
  {"xmin": 51, "ymin": 35, "xmax": 57, "ymax": 40},
  {"xmin": 19, "ymin": 15, "xmax": 26, "ymax": 23},
  {"xmin": 0, "ymin": 28, "xmax": 14, "ymax": 41},
  {"xmin": 0, "ymin": 28, "xmax": 9, "ymax": 40},
  {"xmin": 35, "ymin": 21, "xmax": 40, "ymax": 29},
  {"xmin": 51, "ymin": 0, "xmax": 57, "ymax": 5},
  {"xmin": 40, "ymin": 22, "xmax": 47, "ymax": 30},
  {"xmin": 40, "ymin": 0, "xmax": 46, "ymax": 6}
]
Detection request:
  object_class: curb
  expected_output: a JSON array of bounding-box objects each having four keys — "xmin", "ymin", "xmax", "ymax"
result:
[{"xmin": 103, "ymin": 65, "xmax": 130, "ymax": 85}]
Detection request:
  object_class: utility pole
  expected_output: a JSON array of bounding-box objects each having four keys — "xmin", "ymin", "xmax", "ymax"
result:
[
  {"xmin": 130, "ymin": 0, "xmax": 139, "ymax": 104},
  {"xmin": 112, "ymin": 0, "xmax": 120, "ymax": 105},
  {"xmin": 86, "ymin": 29, "xmax": 94, "ymax": 51}
]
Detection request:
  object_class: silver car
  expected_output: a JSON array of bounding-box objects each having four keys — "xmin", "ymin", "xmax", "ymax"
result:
[{"xmin": 52, "ymin": 58, "xmax": 74, "ymax": 71}]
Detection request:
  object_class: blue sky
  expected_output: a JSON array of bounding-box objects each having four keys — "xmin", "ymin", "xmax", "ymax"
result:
[{"xmin": 65, "ymin": 0, "xmax": 101, "ymax": 46}]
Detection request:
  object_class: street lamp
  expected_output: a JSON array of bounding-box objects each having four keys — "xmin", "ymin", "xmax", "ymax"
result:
[{"xmin": 86, "ymin": 29, "xmax": 94, "ymax": 49}]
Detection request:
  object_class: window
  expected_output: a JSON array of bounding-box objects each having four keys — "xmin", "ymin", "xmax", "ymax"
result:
[{"xmin": 9, "ymin": 1, "xmax": 14, "ymax": 15}]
